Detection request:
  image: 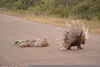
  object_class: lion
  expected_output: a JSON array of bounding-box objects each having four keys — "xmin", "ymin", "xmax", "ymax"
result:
[{"xmin": 13, "ymin": 38, "xmax": 49, "ymax": 47}]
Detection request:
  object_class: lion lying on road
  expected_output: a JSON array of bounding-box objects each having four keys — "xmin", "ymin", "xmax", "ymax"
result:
[{"xmin": 13, "ymin": 38, "xmax": 49, "ymax": 47}]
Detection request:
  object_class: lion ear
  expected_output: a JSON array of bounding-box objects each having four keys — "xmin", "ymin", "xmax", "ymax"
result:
[{"xmin": 43, "ymin": 38, "xmax": 46, "ymax": 40}]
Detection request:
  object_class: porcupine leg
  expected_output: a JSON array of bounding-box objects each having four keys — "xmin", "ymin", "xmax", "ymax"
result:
[
  {"xmin": 79, "ymin": 45, "xmax": 83, "ymax": 49},
  {"xmin": 77, "ymin": 44, "xmax": 83, "ymax": 50},
  {"xmin": 77, "ymin": 44, "xmax": 80, "ymax": 50},
  {"xmin": 67, "ymin": 45, "xmax": 72, "ymax": 50}
]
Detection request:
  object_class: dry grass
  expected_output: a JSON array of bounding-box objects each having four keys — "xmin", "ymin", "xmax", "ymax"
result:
[{"xmin": 0, "ymin": 8, "xmax": 100, "ymax": 34}]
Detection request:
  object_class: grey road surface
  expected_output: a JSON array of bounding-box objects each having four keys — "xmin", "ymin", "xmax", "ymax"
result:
[{"xmin": 0, "ymin": 13, "xmax": 100, "ymax": 66}]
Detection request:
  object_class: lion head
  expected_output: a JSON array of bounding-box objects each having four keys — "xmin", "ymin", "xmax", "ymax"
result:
[{"xmin": 40, "ymin": 38, "xmax": 49, "ymax": 47}]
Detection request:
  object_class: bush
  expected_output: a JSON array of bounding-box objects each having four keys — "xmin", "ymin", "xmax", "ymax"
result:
[
  {"xmin": 33, "ymin": 6, "xmax": 45, "ymax": 15},
  {"xmin": 13, "ymin": 1, "xmax": 23, "ymax": 10},
  {"xmin": 27, "ymin": 7, "xmax": 34, "ymax": 11},
  {"xmin": 93, "ymin": 4, "xmax": 100, "ymax": 20},
  {"xmin": 0, "ymin": 0, "xmax": 8, "ymax": 7},
  {"xmin": 74, "ymin": 2, "xmax": 93, "ymax": 20},
  {"xmin": 54, "ymin": 5, "xmax": 69, "ymax": 17},
  {"xmin": 18, "ymin": 9, "xmax": 26, "ymax": 15},
  {"xmin": 62, "ymin": 7, "xmax": 69, "ymax": 17}
]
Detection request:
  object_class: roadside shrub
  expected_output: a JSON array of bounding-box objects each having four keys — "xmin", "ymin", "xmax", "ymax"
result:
[
  {"xmin": 18, "ymin": 9, "xmax": 26, "ymax": 15},
  {"xmin": 74, "ymin": 2, "xmax": 93, "ymax": 20},
  {"xmin": 13, "ymin": 1, "xmax": 23, "ymax": 10},
  {"xmin": 62, "ymin": 7, "xmax": 69, "ymax": 17},
  {"xmin": 0, "ymin": 0, "xmax": 8, "ymax": 7},
  {"xmin": 54, "ymin": 5, "xmax": 69, "ymax": 17},
  {"xmin": 93, "ymin": 4, "xmax": 100, "ymax": 20},
  {"xmin": 27, "ymin": 7, "xmax": 34, "ymax": 12},
  {"xmin": 33, "ymin": 6, "xmax": 45, "ymax": 15}
]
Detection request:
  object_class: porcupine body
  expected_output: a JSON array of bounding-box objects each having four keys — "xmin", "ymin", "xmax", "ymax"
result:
[{"xmin": 60, "ymin": 21, "xmax": 89, "ymax": 50}]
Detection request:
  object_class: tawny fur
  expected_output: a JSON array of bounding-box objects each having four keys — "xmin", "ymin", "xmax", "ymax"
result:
[{"xmin": 13, "ymin": 38, "xmax": 49, "ymax": 47}]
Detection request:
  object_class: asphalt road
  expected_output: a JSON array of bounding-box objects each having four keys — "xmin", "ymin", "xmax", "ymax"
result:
[{"xmin": 0, "ymin": 13, "xmax": 100, "ymax": 66}]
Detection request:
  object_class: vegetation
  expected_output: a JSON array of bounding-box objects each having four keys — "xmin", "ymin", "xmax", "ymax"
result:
[{"xmin": 0, "ymin": 0, "xmax": 100, "ymax": 20}]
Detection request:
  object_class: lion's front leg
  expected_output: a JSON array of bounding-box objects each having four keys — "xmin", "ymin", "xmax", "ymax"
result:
[
  {"xmin": 19, "ymin": 43, "xmax": 28, "ymax": 47},
  {"xmin": 27, "ymin": 39, "xmax": 36, "ymax": 46}
]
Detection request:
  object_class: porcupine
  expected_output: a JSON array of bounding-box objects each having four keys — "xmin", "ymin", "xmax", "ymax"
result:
[{"xmin": 57, "ymin": 21, "xmax": 89, "ymax": 50}]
